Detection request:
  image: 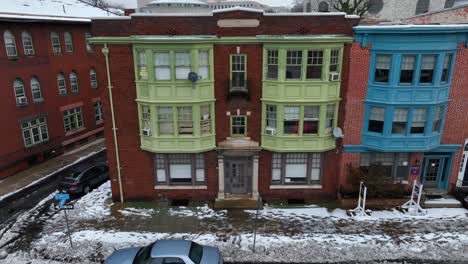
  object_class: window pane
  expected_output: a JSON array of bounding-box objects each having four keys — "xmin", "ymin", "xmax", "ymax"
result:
[
  {"xmin": 231, "ymin": 55, "xmax": 246, "ymax": 89},
  {"xmin": 198, "ymin": 51, "xmax": 209, "ymax": 80},
  {"xmin": 329, "ymin": 49, "xmax": 340, "ymax": 72},
  {"xmin": 325, "ymin": 104, "xmax": 335, "ymax": 131},
  {"xmin": 400, "ymin": 56, "xmax": 415, "ymax": 83},
  {"xmin": 175, "ymin": 52, "xmax": 191, "ymax": 80},
  {"xmin": 178, "ymin": 106, "xmax": 193, "ymax": 135},
  {"xmin": 420, "ymin": 55, "xmax": 436, "ymax": 83},
  {"xmin": 368, "ymin": 107, "xmax": 385, "ymax": 133},
  {"xmin": 432, "ymin": 106, "xmax": 443, "ymax": 132},
  {"xmin": 200, "ymin": 104, "xmax": 211, "ymax": 135},
  {"xmin": 285, "ymin": 153, "xmax": 307, "ymax": 183},
  {"xmin": 286, "ymin": 50, "xmax": 302, "ymax": 79},
  {"xmin": 303, "ymin": 106, "xmax": 319, "ymax": 134},
  {"xmin": 4, "ymin": 31, "xmax": 17, "ymax": 56},
  {"xmin": 267, "ymin": 50, "xmax": 278, "ymax": 80},
  {"xmin": 410, "ymin": 108, "xmax": 427, "ymax": 134},
  {"xmin": 392, "ymin": 108, "xmax": 407, "ymax": 134},
  {"xmin": 306, "ymin": 50, "xmax": 323, "ymax": 79},
  {"xmin": 64, "ymin": 32, "xmax": 73, "ymax": 52},
  {"xmin": 231, "ymin": 116, "xmax": 246, "ymax": 135},
  {"xmin": 441, "ymin": 54, "xmax": 452, "ymax": 82},
  {"xmin": 154, "ymin": 52, "xmax": 171, "ymax": 80},
  {"xmin": 138, "ymin": 50, "xmax": 148, "ymax": 80},
  {"xmin": 266, "ymin": 104, "xmax": 277, "ymax": 131},
  {"xmin": 158, "ymin": 107, "xmax": 173, "ymax": 135},
  {"xmin": 375, "ymin": 55, "xmax": 391, "ymax": 83},
  {"xmin": 51, "ymin": 32, "xmax": 61, "ymax": 53},
  {"xmin": 284, "ymin": 106, "xmax": 299, "ymax": 134},
  {"xmin": 22, "ymin": 31, "xmax": 34, "ymax": 55}
]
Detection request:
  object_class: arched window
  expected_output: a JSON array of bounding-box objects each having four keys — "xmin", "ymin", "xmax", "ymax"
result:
[
  {"xmin": 30, "ymin": 77, "xmax": 42, "ymax": 101},
  {"xmin": 57, "ymin": 73, "xmax": 67, "ymax": 95},
  {"xmin": 64, "ymin": 32, "xmax": 73, "ymax": 53},
  {"xmin": 22, "ymin": 31, "xmax": 34, "ymax": 55},
  {"xmin": 368, "ymin": 0, "xmax": 384, "ymax": 14},
  {"xmin": 318, "ymin": 1, "xmax": 329, "ymax": 12},
  {"xmin": 70, "ymin": 71, "xmax": 79, "ymax": 93},
  {"xmin": 90, "ymin": 68, "xmax": 98, "ymax": 88},
  {"xmin": 444, "ymin": 0, "xmax": 455, "ymax": 8},
  {"xmin": 306, "ymin": 2, "xmax": 311, "ymax": 12},
  {"xmin": 51, "ymin": 32, "xmax": 61, "ymax": 54},
  {"xmin": 415, "ymin": 0, "xmax": 430, "ymax": 14},
  {"xmin": 14, "ymin": 79, "xmax": 27, "ymax": 105},
  {"xmin": 4, "ymin": 30, "xmax": 17, "ymax": 57}
]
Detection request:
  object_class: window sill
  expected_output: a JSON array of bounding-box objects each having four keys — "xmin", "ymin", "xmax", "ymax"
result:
[
  {"xmin": 7, "ymin": 56, "xmax": 19, "ymax": 60},
  {"xmin": 154, "ymin": 185, "xmax": 207, "ymax": 190},
  {"xmin": 65, "ymin": 127, "xmax": 86, "ymax": 137},
  {"xmin": 270, "ymin": 185, "xmax": 322, "ymax": 189},
  {"xmin": 16, "ymin": 103, "xmax": 29, "ymax": 108},
  {"xmin": 33, "ymin": 98, "xmax": 45, "ymax": 104},
  {"xmin": 96, "ymin": 120, "xmax": 104, "ymax": 125}
]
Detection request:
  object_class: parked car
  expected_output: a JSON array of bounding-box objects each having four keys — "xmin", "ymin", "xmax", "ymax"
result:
[
  {"xmin": 104, "ymin": 240, "xmax": 222, "ymax": 264},
  {"xmin": 58, "ymin": 163, "xmax": 109, "ymax": 195}
]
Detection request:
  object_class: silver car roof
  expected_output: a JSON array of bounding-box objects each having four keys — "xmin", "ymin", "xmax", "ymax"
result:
[{"xmin": 151, "ymin": 240, "xmax": 192, "ymax": 258}]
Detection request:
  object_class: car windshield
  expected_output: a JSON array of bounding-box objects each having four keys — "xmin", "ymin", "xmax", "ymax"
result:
[
  {"xmin": 133, "ymin": 243, "xmax": 154, "ymax": 264},
  {"xmin": 188, "ymin": 242, "xmax": 203, "ymax": 264},
  {"xmin": 64, "ymin": 171, "xmax": 81, "ymax": 180}
]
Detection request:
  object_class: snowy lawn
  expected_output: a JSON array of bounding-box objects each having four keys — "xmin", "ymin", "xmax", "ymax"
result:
[{"xmin": 2, "ymin": 181, "xmax": 468, "ymax": 263}]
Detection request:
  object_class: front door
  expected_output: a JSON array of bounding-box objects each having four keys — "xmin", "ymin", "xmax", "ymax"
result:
[
  {"xmin": 457, "ymin": 141, "xmax": 468, "ymax": 187},
  {"xmin": 225, "ymin": 157, "xmax": 251, "ymax": 194},
  {"xmin": 422, "ymin": 158, "xmax": 445, "ymax": 188}
]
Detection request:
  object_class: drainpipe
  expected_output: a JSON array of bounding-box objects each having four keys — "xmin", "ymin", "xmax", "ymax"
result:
[{"xmin": 102, "ymin": 44, "xmax": 124, "ymax": 203}]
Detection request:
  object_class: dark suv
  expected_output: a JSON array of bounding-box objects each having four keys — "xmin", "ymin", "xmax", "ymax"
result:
[{"xmin": 59, "ymin": 163, "xmax": 109, "ymax": 195}]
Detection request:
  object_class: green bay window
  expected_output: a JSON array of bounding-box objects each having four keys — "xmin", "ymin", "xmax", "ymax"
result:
[
  {"xmin": 266, "ymin": 105, "xmax": 277, "ymax": 134},
  {"xmin": 175, "ymin": 51, "xmax": 191, "ymax": 80},
  {"xmin": 266, "ymin": 50, "xmax": 279, "ymax": 80},
  {"xmin": 137, "ymin": 50, "xmax": 148, "ymax": 80},
  {"xmin": 306, "ymin": 50, "xmax": 323, "ymax": 79},
  {"xmin": 200, "ymin": 104, "xmax": 211, "ymax": 135},
  {"xmin": 178, "ymin": 106, "xmax": 193, "ymax": 135},
  {"xmin": 303, "ymin": 106, "xmax": 319, "ymax": 134},
  {"xmin": 154, "ymin": 52, "xmax": 170, "ymax": 80},
  {"xmin": 141, "ymin": 105, "xmax": 152, "ymax": 134},
  {"xmin": 329, "ymin": 49, "xmax": 340, "ymax": 73},
  {"xmin": 158, "ymin": 106, "xmax": 173, "ymax": 135},
  {"xmin": 284, "ymin": 106, "xmax": 300, "ymax": 134},
  {"xmin": 286, "ymin": 50, "xmax": 302, "ymax": 79},
  {"xmin": 198, "ymin": 51, "xmax": 210, "ymax": 80},
  {"xmin": 325, "ymin": 104, "xmax": 335, "ymax": 133}
]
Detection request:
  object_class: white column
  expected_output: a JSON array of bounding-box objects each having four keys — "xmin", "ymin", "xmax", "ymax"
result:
[
  {"xmin": 217, "ymin": 156, "xmax": 225, "ymax": 199},
  {"xmin": 252, "ymin": 155, "xmax": 259, "ymax": 199}
]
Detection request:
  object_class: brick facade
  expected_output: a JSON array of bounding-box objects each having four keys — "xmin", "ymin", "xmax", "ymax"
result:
[
  {"xmin": 403, "ymin": 6, "xmax": 468, "ymax": 24},
  {"xmin": 0, "ymin": 20, "xmax": 104, "ymax": 178}
]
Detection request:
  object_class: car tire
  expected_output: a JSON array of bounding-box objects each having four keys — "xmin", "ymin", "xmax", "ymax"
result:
[{"xmin": 83, "ymin": 186, "xmax": 90, "ymax": 194}]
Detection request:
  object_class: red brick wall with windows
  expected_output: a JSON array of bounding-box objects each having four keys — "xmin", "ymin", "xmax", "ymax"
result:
[{"xmin": 0, "ymin": 21, "xmax": 103, "ymax": 178}]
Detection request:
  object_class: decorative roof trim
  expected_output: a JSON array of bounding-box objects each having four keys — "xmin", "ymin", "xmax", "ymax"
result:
[
  {"xmin": 0, "ymin": 12, "xmax": 91, "ymax": 22},
  {"xmin": 212, "ymin": 6, "xmax": 264, "ymax": 13}
]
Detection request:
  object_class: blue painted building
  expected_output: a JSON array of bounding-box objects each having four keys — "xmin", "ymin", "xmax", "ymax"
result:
[{"xmin": 344, "ymin": 25, "xmax": 468, "ymax": 191}]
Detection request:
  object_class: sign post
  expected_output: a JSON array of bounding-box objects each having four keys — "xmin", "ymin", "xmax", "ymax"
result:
[
  {"xmin": 348, "ymin": 181, "xmax": 371, "ymax": 217},
  {"xmin": 54, "ymin": 193, "xmax": 74, "ymax": 248},
  {"xmin": 252, "ymin": 195, "xmax": 261, "ymax": 252},
  {"xmin": 401, "ymin": 180, "xmax": 425, "ymax": 215}
]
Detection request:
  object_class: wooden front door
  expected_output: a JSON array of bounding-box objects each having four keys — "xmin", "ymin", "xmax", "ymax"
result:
[{"xmin": 225, "ymin": 157, "xmax": 252, "ymax": 194}]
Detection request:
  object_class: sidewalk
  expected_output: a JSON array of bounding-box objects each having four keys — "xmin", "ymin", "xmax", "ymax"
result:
[{"xmin": 0, "ymin": 138, "xmax": 106, "ymax": 200}]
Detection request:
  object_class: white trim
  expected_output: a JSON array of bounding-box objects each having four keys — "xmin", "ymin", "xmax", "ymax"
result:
[
  {"xmin": 0, "ymin": 13, "xmax": 91, "ymax": 22},
  {"xmin": 355, "ymin": 24, "xmax": 468, "ymax": 29},
  {"xmin": 265, "ymin": 12, "xmax": 348, "ymax": 16},
  {"xmin": 269, "ymin": 185, "xmax": 322, "ymax": 189},
  {"xmin": 154, "ymin": 185, "xmax": 207, "ymax": 190},
  {"xmin": 212, "ymin": 7, "xmax": 263, "ymax": 13}
]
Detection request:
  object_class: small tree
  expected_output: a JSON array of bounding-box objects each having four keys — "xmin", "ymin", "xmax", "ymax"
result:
[{"xmin": 333, "ymin": 0, "xmax": 370, "ymax": 16}]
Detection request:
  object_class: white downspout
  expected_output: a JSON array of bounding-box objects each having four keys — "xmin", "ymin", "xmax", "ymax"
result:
[{"xmin": 102, "ymin": 44, "xmax": 124, "ymax": 203}]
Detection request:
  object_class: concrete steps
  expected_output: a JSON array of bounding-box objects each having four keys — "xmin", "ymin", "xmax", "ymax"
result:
[{"xmin": 423, "ymin": 195, "xmax": 463, "ymax": 208}]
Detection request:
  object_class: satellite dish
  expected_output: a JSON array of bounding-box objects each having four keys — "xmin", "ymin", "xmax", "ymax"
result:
[
  {"xmin": 188, "ymin": 72, "xmax": 199, "ymax": 83},
  {"xmin": 333, "ymin": 127, "xmax": 344, "ymax": 138}
]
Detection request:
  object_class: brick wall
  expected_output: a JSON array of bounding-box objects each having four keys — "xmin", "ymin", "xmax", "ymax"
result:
[
  {"xmin": 403, "ymin": 6, "xmax": 468, "ymax": 24},
  {"xmin": 0, "ymin": 21, "xmax": 103, "ymax": 178}
]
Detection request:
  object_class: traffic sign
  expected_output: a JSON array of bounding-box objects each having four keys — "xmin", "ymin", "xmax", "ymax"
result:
[{"xmin": 55, "ymin": 193, "xmax": 70, "ymax": 201}]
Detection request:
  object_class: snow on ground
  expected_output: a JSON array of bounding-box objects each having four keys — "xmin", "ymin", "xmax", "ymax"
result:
[
  {"xmin": 66, "ymin": 181, "xmax": 112, "ymax": 220},
  {"xmin": 168, "ymin": 205, "xmax": 227, "ymax": 220}
]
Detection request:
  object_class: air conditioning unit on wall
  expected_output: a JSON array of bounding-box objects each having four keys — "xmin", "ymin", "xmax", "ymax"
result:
[
  {"xmin": 329, "ymin": 72, "xmax": 340, "ymax": 81},
  {"xmin": 16, "ymin": 96, "xmax": 27, "ymax": 105},
  {"xmin": 265, "ymin": 127, "xmax": 276, "ymax": 135},
  {"xmin": 142, "ymin": 128, "xmax": 152, "ymax": 137}
]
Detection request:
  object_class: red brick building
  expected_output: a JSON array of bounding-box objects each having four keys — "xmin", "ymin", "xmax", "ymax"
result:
[
  {"xmin": 0, "ymin": 2, "xmax": 117, "ymax": 178},
  {"xmin": 92, "ymin": 8, "xmax": 359, "ymax": 205}
]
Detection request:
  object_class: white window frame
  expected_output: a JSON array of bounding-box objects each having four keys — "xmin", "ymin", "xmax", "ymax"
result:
[
  {"xmin": 30, "ymin": 77, "xmax": 43, "ymax": 101},
  {"xmin": 14, "ymin": 79, "xmax": 27, "ymax": 105},
  {"xmin": 175, "ymin": 51, "xmax": 191, "ymax": 80},
  {"xmin": 154, "ymin": 51, "xmax": 171, "ymax": 80},
  {"xmin": 22, "ymin": 31, "xmax": 34, "ymax": 55},
  {"xmin": 57, "ymin": 73, "xmax": 67, "ymax": 95},
  {"xmin": 198, "ymin": 50, "xmax": 210, "ymax": 80},
  {"xmin": 64, "ymin": 32, "xmax": 73, "ymax": 53},
  {"xmin": 63, "ymin": 107, "xmax": 83, "ymax": 133},
  {"xmin": 51, "ymin": 32, "xmax": 61, "ymax": 54},
  {"xmin": 158, "ymin": 106, "xmax": 174, "ymax": 135},
  {"xmin": 4, "ymin": 30, "xmax": 17, "ymax": 57},
  {"xmin": 70, "ymin": 71, "xmax": 79, "ymax": 93},
  {"xmin": 154, "ymin": 153, "xmax": 205, "ymax": 185},
  {"xmin": 141, "ymin": 105, "xmax": 152, "ymax": 132},
  {"xmin": 94, "ymin": 101, "xmax": 104, "ymax": 123},
  {"xmin": 200, "ymin": 104, "xmax": 211, "ymax": 135},
  {"xmin": 90, "ymin": 68, "xmax": 98, "ymax": 88},
  {"xmin": 85, "ymin": 32, "xmax": 93, "ymax": 52},
  {"xmin": 21, "ymin": 117, "xmax": 49, "ymax": 147}
]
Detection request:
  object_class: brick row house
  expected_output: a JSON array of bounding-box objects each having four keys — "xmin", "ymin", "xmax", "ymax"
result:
[
  {"xmin": 91, "ymin": 9, "xmax": 468, "ymax": 205},
  {"xmin": 0, "ymin": 1, "xmax": 116, "ymax": 178}
]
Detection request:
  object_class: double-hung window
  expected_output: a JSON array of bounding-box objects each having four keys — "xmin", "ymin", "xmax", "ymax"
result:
[
  {"xmin": 4, "ymin": 30, "xmax": 17, "ymax": 57},
  {"xmin": 441, "ymin": 54, "xmax": 452, "ymax": 83},
  {"xmin": 90, "ymin": 69, "xmax": 98, "ymax": 88},
  {"xmin": 70, "ymin": 71, "xmax": 79, "ymax": 93},
  {"xmin": 57, "ymin": 73, "xmax": 67, "ymax": 95},
  {"xmin": 284, "ymin": 106, "xmax": 299, "ymax": 134},
  {"xmin": 432, "ymin": 106, "xmax": 443, "ymax": 132},
  {"xmin": 141, "ymin": 105, "xmax": 151, "ymax": 133},
  {"xmin": 63, "ymin": 107, "xmax": 83, "ymax": 133},
  {"xmin": 375, "ymin": 55, "xmax": 391, "ymax": 83},
  {"xmin": 30, "ymin": 77, "xmax": 42, "ymax": 101},
  {"xmin": 329, "ymin": 49, "xmax": 340, "ymax": 73},
  {"xmin": 231, "ymin": 54, "xmax": 246, "ymax": 90},
  {"xmin": 368, "ymin": 107, "xmax": 385, "ymax": 133},
  {"xmin": 178, "ymin": 106, "xmax": 193, "ymax": 135},
  {"xmin": 303, "ymin": 106, "xmax": 319, "ymax": 134},
  {"xmin": 175, "ymin": 51, "xmax": 191, "ymax": 80},
  {"xmin": 14, "ymin": 79, "xmax": 27, "ymax": 105},
  {"xmin": 200, "ymin": 104, "xmax": 211, "ymax": 135},
  {"xmin": 154, "ymin": 154, "xmax": 205, "ymax": 185},
  {"xmin": 420, "ymin": 55, "xmax": 436, "ymax": 83},
  {"xmin": 198, "ymin": 51, "xmax": 210, "ymax": 80},
  {"xmin": 85, "ymin": 32, "xmax": 93, "ymax": 52},
  {"xmin": 266, "ymin": 50, "xmax": 279, "ymax": 80},
  {"xmin": 64, "ymin": 32, "xmax": 73, "ymax": 53},
  {"xmin": 231, "ymin": 116, "xmax": 246, "ymax": 136},
  {"xmin": 392, "ymin": 108, "xmax": 408, "ymax": 135},
  {"xmin": 95, "ymin": 101, "xmax": 104, "ymax": 123},
  {"xmin": 22, "ymin": 31, "xmax": 34, "ymax": 55},
  {"xmin": 400, "ymin": 56, "xmax": 416, "ymax": 84},
  {"xmin": 51, "ymin": 32, "xmax": 61, "ymax": 54},
  {"xmin": 271, "ymin": 153, "xmax": 322, "ymax": 185},
  {"xmin": 306, "ymin": 50, "xmax": 323, "ymax": 79},
  {"xmin": 158, "ymin": 106, "xmax": 173, "ymax": 135},
  {"xmin": 137, "ymin": 50, "xmax": 148, "ymax": 80},
  {"xmin": 411, "ymin": 108, "xmax": 427, "ymax": 134},
  {"xmin": 154, "ymin": 51, "xmax": 170, "ymax": 80},
  {"xmin": 266, "ymin": 105, "xmax": 277, "ymax": 134},
  {"xmin": 286, "ymin": 50, "xmax": 302, "ymax": 79},
  {"xmin": 21, "ymin": 117, "xmax": 49, "ymax": 147},
  {"xmin": 325, "ymin": 104, "xmax": 335, "ymax": 133}
]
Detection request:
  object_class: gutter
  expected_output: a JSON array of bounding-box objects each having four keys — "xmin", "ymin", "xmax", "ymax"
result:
[{"xmin": 102, "ymin": 44, "xmax": 124, "ymax": 203}]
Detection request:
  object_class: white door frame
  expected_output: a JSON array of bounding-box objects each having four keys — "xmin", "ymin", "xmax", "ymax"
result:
[{"xmin": 456, "ymin": 139, "xmax": 468, "ymax": 187}]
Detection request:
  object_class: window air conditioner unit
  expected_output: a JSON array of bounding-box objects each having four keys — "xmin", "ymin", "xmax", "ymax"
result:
[
  {"xmin": 16, "ymin": 96, "xmax": 27, "ymax": 105},
  {"xmin": 329, "ymin": 72, "xmax": 340, "ymax": 81},
  {"xmin": 53, "ymin": 47, "xmax": 61, "ymax": 53},
  {"xmin": 142, "ymin": 128, "xmax": 152, "ymax": 136},
  {"xmin": 265, "ymin": 127, "xmax": 276, "ymax": 135}
]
